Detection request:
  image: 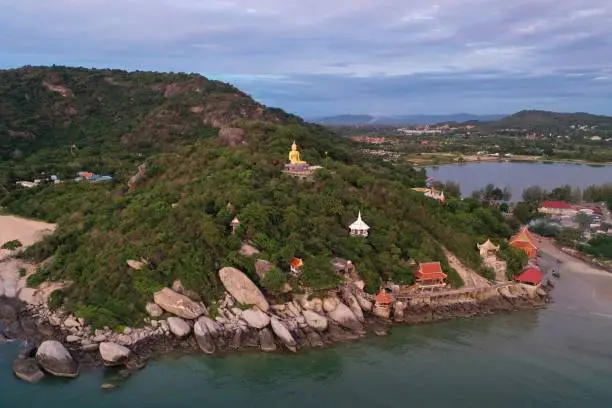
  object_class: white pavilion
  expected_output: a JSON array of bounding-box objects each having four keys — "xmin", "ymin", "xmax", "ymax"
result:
[{"xmin": 349, "ymin": 211, "xmax": 370, "ymax": 237}]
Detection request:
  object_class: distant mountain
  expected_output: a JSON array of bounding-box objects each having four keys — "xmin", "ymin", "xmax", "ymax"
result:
[
  {"xmin": 476, "ymin": 110, "xmax": 612, "ymax": 132},
  {"xmin": 314, "ymin": 113, "xmax": 505, "ymax": 126}
]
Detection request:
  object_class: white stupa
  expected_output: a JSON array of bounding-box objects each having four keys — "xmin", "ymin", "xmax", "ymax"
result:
[{"xmin": 349, "ymin": 211, "xmax": 370, "ymax": 237}]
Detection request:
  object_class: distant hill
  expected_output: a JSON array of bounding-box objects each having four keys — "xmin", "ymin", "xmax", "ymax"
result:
[
  {"xmin": 475, "ymin": 110, "xmax": 612, "ymax": 132},
  {"xmin": 315, "ymin": 113, "xmax": 505, "ymax": 126}
]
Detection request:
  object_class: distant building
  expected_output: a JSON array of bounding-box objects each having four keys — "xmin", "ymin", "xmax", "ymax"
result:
[{"xmin": 538, "ymin": 201, "xmax": 577, "ymax": 217}]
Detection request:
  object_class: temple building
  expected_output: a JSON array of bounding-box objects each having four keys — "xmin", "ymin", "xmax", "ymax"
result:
[
  {"xmin": 349, "ymin": 211, "xmax": 370, "ymax": 237},
  {"xmin": 415, "ymin": 262, "xmax": 447, "ymax": 287},
  {"xmin": 290, "ymin": 257, "xmax": 303, "ymax": 275},
  {"xmin": 514, "ymin": 265, "xmax": 544, "ymax": 286},
  {"xmin": 509, "ymin": 226, "xmax": 538, "ymax": 259},
  {"xmin": 477, "ymin": 239, "xmax": 500, "ymax": 258},
  {"xmin": 283, "ymin": 141, "xmax": 321, "ymax": 179}
]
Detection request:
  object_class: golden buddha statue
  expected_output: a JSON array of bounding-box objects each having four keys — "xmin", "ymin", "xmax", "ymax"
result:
[{"xmin": 288, "ymin": 140, "xmax": 305, "ymax": 164}]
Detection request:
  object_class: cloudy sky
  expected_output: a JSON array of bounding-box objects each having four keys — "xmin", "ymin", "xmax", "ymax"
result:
[{"xmin": 1, "ymin": 0, "xmax": 611, "ymax": 117}]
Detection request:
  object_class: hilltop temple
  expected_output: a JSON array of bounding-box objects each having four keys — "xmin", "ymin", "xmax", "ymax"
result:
[{"xmin": 282, "ymin": 141, "xmax": 322, "ymax": 179}]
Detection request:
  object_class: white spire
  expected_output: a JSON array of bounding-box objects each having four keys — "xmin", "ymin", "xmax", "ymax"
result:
[{"xmin": 349, "ymin": 210, "xmax": 370, "ymax": 236}]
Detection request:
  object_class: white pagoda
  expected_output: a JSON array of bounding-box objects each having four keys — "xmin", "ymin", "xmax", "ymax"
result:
[{"xmin": 349, "ymin": 211, "xmax": 370, "ymax": 237}]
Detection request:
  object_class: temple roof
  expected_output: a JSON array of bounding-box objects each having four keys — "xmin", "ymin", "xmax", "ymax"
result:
[
  {"xmin": 477, "ymin": 239, "xmax": 499, "ymax": 251},
  {"xmin": 375, "ymin": 290, "xmax": 393, "ymax": 305},
  {"xmin": 515, "ymin": 266, "xmax": 543, "ymax": 285},
  {"xmin": 349, "ymin": 211, "xmax": 370, "ymax": 231},
  {"xmin": 415, "ymin": 262, "xmax": 447, "ymax": 280},
  {"xmin": 510, "ymin": 226, "xmax": 536, "ymax": 246}
]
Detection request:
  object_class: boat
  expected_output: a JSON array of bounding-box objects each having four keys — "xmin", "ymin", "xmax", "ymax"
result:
[{"xmin": 552, "ymin": 270, "xmax": 561, "ymax": 278}]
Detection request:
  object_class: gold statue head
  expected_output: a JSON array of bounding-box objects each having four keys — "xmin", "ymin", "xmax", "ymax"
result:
[{"xmin": 291, "ymin": 140, "xmax": 298, "ymax": 151}]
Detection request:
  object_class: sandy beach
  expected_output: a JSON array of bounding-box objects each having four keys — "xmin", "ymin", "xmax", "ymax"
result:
[{"xmin": 0, "ymin": 215, "xmax": 56, "ymax": 247}]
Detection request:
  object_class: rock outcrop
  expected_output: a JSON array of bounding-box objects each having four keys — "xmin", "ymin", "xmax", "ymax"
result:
[
  {"xmin": 167, "ymin": 317, "xmax": 192, "ymax": 337},
  {"xmin": 255, "ymin": 259, "xmax": 273, "ymax": 280},
  {"xmin": 153, "ymin": 288, "xmax": 206, "ymax": 319},
  {"xmin": 193, "ymin": 319, "xmax": 216, "ymax": 354},
  {"xmin": 145, "ymin": 302, "xmax": 163, "ymax": 318},
  {"xmin": 241, "ymin": 308, "xmax": 271, "ymax": 329},
  {"xmin": 219, "ymin": 267, "xmax": 269, "ymax": 311},
  {"xmin": 259, "ymin": 328, "xmax": 277, "ymax": 352},
  {"xmin": 99, "ymin": 342, "xmax": 131, "ymax": 365},
  {"xmin": 35, "ymin": 340, "xmax": 79, "ymax": 378},
  {"xmin": 303, "ymin": 310, "xmax": 328, "ymax": 331},
  {"xmin": 13, "ymin": 357, "xmax": 45, "ymax": 383},
  {"xmin": 270, "ymin": 317, "xmax": 297, "ymax": 352},
  {"xmin": 326, "ymin": 301, "xmax": 363, "ymax": 332}
]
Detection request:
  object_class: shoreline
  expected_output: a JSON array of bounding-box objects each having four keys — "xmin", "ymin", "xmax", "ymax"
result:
[
  {"xmin": 2, "ymin": 280, "xmax": 551, "ymax": 388},
  {"xmin": 409, "ymin": 155, "xmax": 612, "ymax": 167}
]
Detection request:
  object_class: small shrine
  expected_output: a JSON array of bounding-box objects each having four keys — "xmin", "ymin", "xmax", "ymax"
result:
[
  {"xmin": 349, "ymin": 211, "xmax": 370, "ymax": 237},
  {"xmin": 477, "ymin": 239, "xmax": 500, "ymax": 258},
  {"xmin": 415, "ymin": 262, "xmax": 447, "ymax": 288},
  {"xmin": 373, "ymin": 288, "xmax": 393, "ymax": 319},
  {"xmin": 230, "ymin": 217, "xmax": 240, "ymax": 235},
  {"xmin": 290, "ymin": 257, "xmax": 303, "ymax": 275},
  {"xmin": 514, "ymin": 265, "xmax": 543, "ymax": 286},
  {"xmin": 282, "ymin": 141, "xmax": 321, "ymax": 179}
]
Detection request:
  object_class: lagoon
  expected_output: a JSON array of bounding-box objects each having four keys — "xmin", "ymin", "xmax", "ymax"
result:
[{"xmin": 427, "ymin": 162, "xmax": 612, "ymax": 199}]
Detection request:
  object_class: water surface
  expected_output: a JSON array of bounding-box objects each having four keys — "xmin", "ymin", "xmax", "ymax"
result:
[
  {"xmin": 427, "ymin": 162, "xmax": 612, "ymax": 199},
  {"xmin": 2, "ymin": 254, "xmax": 612, "ymax": 407}
]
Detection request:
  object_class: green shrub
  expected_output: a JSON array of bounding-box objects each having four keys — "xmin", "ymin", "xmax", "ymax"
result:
[{"xmin": 1, "ymin": 239, "xmax": 22, "ymax": 250}]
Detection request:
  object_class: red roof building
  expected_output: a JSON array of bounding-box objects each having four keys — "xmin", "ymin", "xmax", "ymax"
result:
[
  {"xmin": 375, "ymin": 290, "xmax": 393, "ymax": 306},
  {"xmin": 415, "ymin": 262, "xmax": 447, "ymax": 286},
  {"xmin": 538, "ymin": 201, "xmax": 577, "ymax": 216},
  {"xmin": 514, "ymin": 266, "xmax": 544, "ymax": 286}
]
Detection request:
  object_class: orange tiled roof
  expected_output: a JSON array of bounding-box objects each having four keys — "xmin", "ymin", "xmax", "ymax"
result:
[
  {"xmin": 510, "ymin": 226, "xmax": 536, "ymax": 247},
  {"xmin": 290, "ymin": 257, "xmax": 303, "ymax": 269},
  {"xmin": 415, "ymin": 262, "xmax": 447, "ymax": 280},
  {"xmin": 375, "ymin": 290, "xmax": 392, "ymax": 305}
]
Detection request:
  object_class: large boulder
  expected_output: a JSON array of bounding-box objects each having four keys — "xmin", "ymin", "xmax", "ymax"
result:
[
  {"xmin": 241, "ymin": 308, "xmax": 271, "ymax": 329},
  {"xmin": 355, "ymin": 292, "xmax": 373, "ymax": 312},
  {"xmin": 239, "ymin": 243, "xmax": 260, "ymax": 257},
  {"xmin": 393, "ymin": 301, "xmax": 405, "ymax": 322},
  {"xmin": 218, "ymin": 267, "xmax": 269, "ymax": 311},
  {"xmin": 270, "ymin": 317, "xmax": 297, "ymax": 352},
  {"xmin": 323, "ymin": 297, "xmax": 339, "ymax": 313},
  {"xmin": 35, "ymin": 340, "xmax": 79, "ymax": 378},
  {"xmin": 153, "ymin": 288, "xmax": 206, "ymax": 319},
  {"xmin": 196, "ymin": 316, "xmax": 222, "ymax": 337},
  {"xmin": 145, "ymin": 302, "xmax": 163, "ymax": 318},
  {"xmin": 345, "ymin": 293, "xmax": 364, "ymax": 322},
  {"xmin": 99, "ymin": 342, "xmax": 131, "ymax": 365},
  {"xmin": 303, "ymin": 310, "xmax": 328, "ymax": 331},
  {"xmin": 327, "ymin": 301, "xmax": 363, "ymax": 333},
  {"xmin": 193, "ymin": 319, "xmax": 216, "ymax": 354},
  {"xmin": 13, "ymin": 357, "xmax": 45, "ymax": 383},
  {"xmin": 259, "ymin": 328, "xmax": 277, "ymax": 352},
  {"xmin": 167, "ymin": 317, "xmax": 192, "ymax": 337}
]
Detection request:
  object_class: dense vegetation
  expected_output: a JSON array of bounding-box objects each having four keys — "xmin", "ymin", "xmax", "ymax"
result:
[{"xmin": 1, "ymin": 66, "xmax": 517, "ymax": 328}]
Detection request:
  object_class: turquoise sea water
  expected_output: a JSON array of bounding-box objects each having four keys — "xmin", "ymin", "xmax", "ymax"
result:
[{"xmin": 3, "ymin": 256, "xmax": 612, "ymax": 407}]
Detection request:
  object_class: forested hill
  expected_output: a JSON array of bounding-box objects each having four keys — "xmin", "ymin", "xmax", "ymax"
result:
[
  {"xmin": 0, "ymin": 66, "xmax": 517, "ymax": 328},
  {"xmin": 474, "ymin": 110, "xmax": 612, "ymax": 132}
]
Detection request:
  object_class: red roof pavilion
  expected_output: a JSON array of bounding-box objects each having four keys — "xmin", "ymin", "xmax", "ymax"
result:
[
  {"xmin": 514, "ymin": 266, "xmax": 544, "ymax": 286},
  {"xmin": 415, "ymin": 262, "xmax": 447, "ymax": 283},
  {"xmin": 375, "ymin": 290, "xmax": 393, "ymax": 305}
]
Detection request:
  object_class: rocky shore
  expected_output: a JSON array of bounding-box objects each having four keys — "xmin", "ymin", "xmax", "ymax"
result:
[{"xmin": 1, "ymin": 262, "xmax": 551, "ymax": 387}]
